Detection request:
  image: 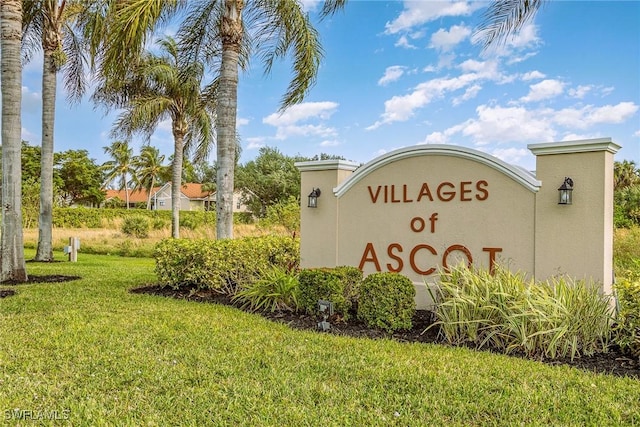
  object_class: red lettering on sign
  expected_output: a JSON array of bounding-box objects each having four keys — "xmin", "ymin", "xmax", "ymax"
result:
[
  {"xmin": 387, "ymin": 243, "xmax": 404, "ymax": 272},
  {"xmin": 476, "ymin": 180, "xmax": 489, "ymax": 201},
  {"xmin": 409, "ymin": 244, "xmax": 437, "ymax": 275},
  {"xmin": 482, "ymin": 247, "xmax": 502, "ymax": 274},
  {"xmin": 442, "ymin": 244, "xmax": 473, "ymax": 270},
  {"xmin": 437, "ymin": 182, "xmax": 456, "ymax": 201},
  {"xmin": 368, "ymin": 186, "xmax": 382, "ymax": 203},
  {"xmin": 359, "ymin": 243, "xmax": 381, "ymax": 271}
]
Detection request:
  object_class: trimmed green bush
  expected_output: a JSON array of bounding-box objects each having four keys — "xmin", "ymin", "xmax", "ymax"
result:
[
  {"xmin": 232, "ymin": 267, "xmax": 299, "ymax": 312},
  {"xmin": 121, "ymin": 215, "xmax": 150, "ymax": 238},
  {"xmin": 154, "ymin": 235, "xmax": 299, "ymax": 295},
  {"xmin": 334, "ymin": 266, "xmax": 363, "ymax": 307},
  {"xmin": 614, "ymin": 272, "xmax": 640, "ymax": 358},
  {"xmin": 357, "ymin": 272, "xmax": 415, "ymax": 332},
  {"xmin": 298, "ymin": 269, "xmax": 349, "ymax": 318},
  {"xmin": 432, "ymin": 265, "xmax": 612, "ymax": 360}
]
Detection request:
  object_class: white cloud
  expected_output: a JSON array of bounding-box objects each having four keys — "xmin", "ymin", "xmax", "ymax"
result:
[
  {"xmin": 263, "ymin": 101, "xmax": 338, "ymax": 126},
  {"xmin": 385, "ymin": 1, "xmax": 481, "ymax": 34},
  {"xmin": 263, "ymin": 101, "xmax": 339, "ymax": 140},
  {"xmin": 520, "ymin": 79, "xmax": 565, "ymax": 103},
  {"xmin": 246, "ymin": 138, "xmax": 266, "ymax": 150},
  {"xmin": 452, "ymin": 84, "xmax": 482, "ymax": 106},
  {"xmin": 368, "ymin": 71, "xmax": 499, "ymax": 129},
  {"xmin": 21, "ymin": 86, "xmax": 41, "ymax": 114},
  {"xmin": 395, "ymin": 35, "xmax": 417, "ymax": 49},
  {"xmin": 490, "ymin": 147, "xmax": 530, "ymax": 164},
  {"xmin": 236, "ymin": 117, "xmax": 249, "ymax": 127},
  {"xmin": 521, "ymin": 71, "xmax": 546, "ymax": 81},
  {"xmin": 634, "ymin": 130, "xmax": 640, "ymax": 137},
  {"xmin": 430, "ymin": 25, "xmax": 471, "ymax": 52},
  {"xmin": 21, "ymin": 127, "xmax": 38, "ymax": 143},
  {"xmin": 420, "ymin": 101, "xmax": 639, "ymax": 151},
  {"xmin": 320, "ymin": 139, "xmax": 340, "ymax": 147},
  {"xmin": 378, "ymin": 66, "xmax": 407, "ymax": 86}
]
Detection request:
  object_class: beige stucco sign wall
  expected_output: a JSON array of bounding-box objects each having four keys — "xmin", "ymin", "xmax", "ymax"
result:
[{"xmin": 296, "ymin": 138, "xmax": 620, "ymax": 308}]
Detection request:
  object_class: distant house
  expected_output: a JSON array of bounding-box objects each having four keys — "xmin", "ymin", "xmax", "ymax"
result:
[
  {"xmin": 104, "ymin": 183, "xmax": 248, "ymax": 212},
  {"xmin": 104, "ymin": 188, "xmax": 159, "ymax": 209}
]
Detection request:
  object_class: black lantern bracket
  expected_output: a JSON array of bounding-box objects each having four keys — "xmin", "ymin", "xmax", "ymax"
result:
[
  {"xmin": 308, "ymin": 188, "xmax": 321, "ymax": 208},
  {"xmin": 558, "ymin": 177, "xmax": 574, "ymax": 205}
]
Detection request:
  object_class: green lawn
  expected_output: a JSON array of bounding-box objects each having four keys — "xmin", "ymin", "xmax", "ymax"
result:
[{"xmin": 1, "ymin": 252, "xmax": 639, "ymax": 426}]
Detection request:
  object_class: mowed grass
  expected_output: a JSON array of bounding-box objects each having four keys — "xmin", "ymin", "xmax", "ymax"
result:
[{"xmin": 1, "ymin": 252, "xmax": 639, "ymax": 426}]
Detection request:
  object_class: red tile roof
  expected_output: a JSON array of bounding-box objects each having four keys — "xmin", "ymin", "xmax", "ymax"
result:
[{"xmin": 104, "ymin": 187, "xmax": 161, "ymax": 203}]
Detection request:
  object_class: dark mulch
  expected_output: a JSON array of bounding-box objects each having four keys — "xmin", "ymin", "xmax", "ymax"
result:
[
  {"xmin": 131, "ymin": 284, "xmax": 640, "ymax": 380},
  {"xmin": 1, "ymin": 275, "xmax": 81, "ymax": 286}
]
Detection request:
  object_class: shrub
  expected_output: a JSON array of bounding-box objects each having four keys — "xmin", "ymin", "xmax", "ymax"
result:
[
  {"xmin": 357, "ymin": 272, "xmax": 415, "ymax": 332},
  {"xmin": 613, "ymin": 272, "xmax": 640, "ymax": 358},
  {"xmin": 298, "ymin": 269, "xmax": 349, "ymax": 318},
  {"xmin": 431, "ymin": 265, "xmax": 612, "ymax": 360},
  {"xmin": 154, "ymin": 235, "xmax": 299, "ymax": 295},
  {"xmin": 121, "ymin": 215, "xmax": 150, "ymax": 238},
  {"xmin": 334, "ymin": 266, "xmax": 363, "ymax": 307},
  {"xmin": 232, "ymin": 267, "xmax": 299, "ymax": 312}
]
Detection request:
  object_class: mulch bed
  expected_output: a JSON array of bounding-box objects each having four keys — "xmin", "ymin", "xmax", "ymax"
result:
[{"xmin": 131, "ymin": 284, "xmax": 640, "ymax": 380}]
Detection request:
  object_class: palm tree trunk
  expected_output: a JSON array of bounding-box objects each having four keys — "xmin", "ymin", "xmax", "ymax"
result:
[
  {"xmin": 0, "ymin": 0, "xmax": 28, "ymax": 281},
  {"xmin": 171, "ymin": 132, "xmax": 185, "ymax": 238},
  {"xmin": 216, "ymin": 0, "xmax": 243, "ymax": 240},
  {"xmin": 147, "ymin": 177, "xmax": 155, "ymax": 210},
  {"xmin": 35, "ymin": 43, "xmax": 57, "ymax": 261},
  {"xmin": 123, "ymin": 173, "xmax": 130, "ymax": 209}
]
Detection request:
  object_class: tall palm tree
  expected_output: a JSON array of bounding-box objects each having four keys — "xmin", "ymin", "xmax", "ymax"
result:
[
  {"xmin": 0, "ymin": 0, "xmax": 28, "ymax": 282},
  {"xmin": 133, "ymin": 145, "xmax": 168, "ymax": 210},
  {"xmin": 180, "ymin": 0, "xmax": 346, "ymax": 239},
  {"xmin": 93, "ymin": 0, "xmax": 346, "ymax": 239},
  {"xmin": 22, "ymin": 0, "xmax": 89, "ymax": 261},
  {"xmin": 102, "ymin": 140, "xmax": 135, "ymax": 209},
  {"xmin": 94, "ymin": 36, "xmax": 215, "ymax": 238}
]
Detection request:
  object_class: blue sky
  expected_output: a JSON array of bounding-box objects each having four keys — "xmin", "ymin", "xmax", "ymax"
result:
[{"xmin": 13, "ymin": 0, "xmax": 640, "ymax": 172}]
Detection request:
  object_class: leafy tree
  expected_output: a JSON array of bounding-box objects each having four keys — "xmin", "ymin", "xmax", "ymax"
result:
[
  {"xmin": 132, "ymin": 146, "xmax": 168, "ymax": 210},
  {"xmin": 21, "ymin": 142, "xmax": 42, "ymax": 183},
  {"xmin": 94, "ymin": 37, "xmax": 215, "ymax": 238},
  {"xmin": 102, "ymin": 140, "xmax": 135, "ymax": 209},
  {"xmin": 22, "ymin": 0, "xmax": 89, "ymax": 261},
  {"xmin": 55, "ymin": 149, "xmax": 105, "ymax": 207},
  {"xmin": 1, "ymin": 0, "xmax": 28, "ymax": 281},
  {"xmin": 235, "ymin": 147, "xmax": 304, "ymax": 218}
]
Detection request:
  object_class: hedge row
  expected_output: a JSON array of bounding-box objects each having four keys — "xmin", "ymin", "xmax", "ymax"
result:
[
  {"xmin": 154, "ymin": 236, "xmax": 299, "ymax": 294},
  {"xmin": 50, "ymin": 207, "xmax": 228, "ymax": 229}
]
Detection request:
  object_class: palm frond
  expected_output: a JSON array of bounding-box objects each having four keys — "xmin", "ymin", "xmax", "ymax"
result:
[{"xmin": 475, "ymin": 0, "xmax": 544, "ymax": 49}]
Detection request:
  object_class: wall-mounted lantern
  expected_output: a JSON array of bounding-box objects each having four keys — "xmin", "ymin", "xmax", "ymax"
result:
[
  {"xmin": 558, "ymin": 177, "xmax": 574, "ymax": 205},
  {"xmin": 307, "ymin": 188, "xmax": 321, "ymax": 208}
]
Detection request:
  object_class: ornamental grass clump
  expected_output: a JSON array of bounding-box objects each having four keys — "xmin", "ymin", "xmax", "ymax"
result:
[
  {"xmin": 431, "ymin": 264, "xmax": 612, "ymax": 360},
  {"xmin": 613, "ymin": 269, "xmax": 640, "ymax": 358},
  {"xmin": 232, "ymin": 267, "xmax": 300, "ymax": 312}
]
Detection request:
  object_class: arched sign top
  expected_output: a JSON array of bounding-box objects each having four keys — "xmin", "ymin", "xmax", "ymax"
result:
[{"xmin": 334, "ymin": 144, "xmax": 541, "ymax": 197}]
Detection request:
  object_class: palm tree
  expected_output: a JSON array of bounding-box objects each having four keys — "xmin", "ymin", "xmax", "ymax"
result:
[
  {"xmin": 93, "ymin": 0, "xmax": 346, "ymax": 239},
  {"xmin": 133, "ymin": 146, "xmax": 168, "ymax": 210},
  {"xmin": 0, "ymin": 0, "xmax": 28, "ymax": 281},
  {"xmin": 614, "ymin": 160, "xmax": 640, "ymax": 191},
  {"xmin": 94, "ymin": 37, "xmax": 215, "ymax": 238},
  {"xmin": 102, "ymin": 140, "xmax": 136, "ymax": 209},
  {"xmin": 179, "ymin": 0, "xmax": 346, "ymax": 239},
  {"xmin": 475, "ymin": 0, "xmax": 545, "ymax": 48},
  {"xmin": 22, "ymin": 0, "xmax": 89, "ymax": 261}
]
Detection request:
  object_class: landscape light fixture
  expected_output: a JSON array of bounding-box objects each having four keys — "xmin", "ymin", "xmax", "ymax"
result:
[
  {"xmin": 307, "ymin": 188, "xmax": 321, "ymax": 208},
  {"xmin": 558, "ymin": 177, "xmax": 574, "ymax": 205},
  {"xmin": 317, "ymin": 300, "xmax": 334, "ymax": 331}
]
